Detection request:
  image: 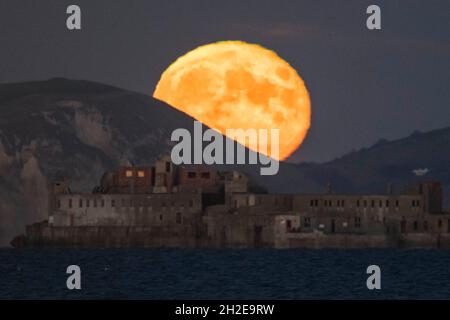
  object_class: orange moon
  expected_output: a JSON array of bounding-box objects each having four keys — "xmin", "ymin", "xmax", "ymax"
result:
[{"xmin": 153, "ymin": 41, "xmax": 311, "ymax": 160}]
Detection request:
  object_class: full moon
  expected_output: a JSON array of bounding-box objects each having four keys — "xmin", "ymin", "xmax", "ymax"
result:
[{"xmin": 153, "ymin": 41, "xmax": 311, "ymax": 161}]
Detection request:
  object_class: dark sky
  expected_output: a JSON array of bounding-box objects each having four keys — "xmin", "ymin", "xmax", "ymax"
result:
[{"xmin": 1, "ymin": 0, "xmax": 449, "ymax": 163}]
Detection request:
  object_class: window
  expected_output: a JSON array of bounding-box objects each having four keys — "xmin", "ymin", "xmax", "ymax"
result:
[
  {"xmin": 337, "ymin": 200, "xmax": 340, "ymax": 207},
  {"xmin": 417, "ymin": 200, "xmax": 421, "ymax": 207},
  {"xmin": 396, "ymin": 200, "xmax": 399, "ymax": 207},
  {"xmin": 424, "ymin": 221, "xmax": 428, "ymax": 231},
  {"xmin": 138, "ymin": 170, "xmax": 145, "ymax": 178},
  {"xmin": 386, "ymin": 200, "xmax": 390, "ymax": 207},
  {"xmin": 176, "ymin": 212, "xmax": 182, "ymax": 224},
  {"xmin": 125, "ymin": 170, "xmax": 133, "ymax": 177},
  {"xmin": 379, "ymin": 200, "xmax": 382, "ymax": 207},
  {"xmin": 159, "ymin": 214, "xmax": 163, "ymax": 221},
  {"xmin": 86, "ymin": 200, "xmax": 90, "ymax": 208},
  {"xmin": 354, "ymin": 217, "xmax": 361, "ymax": 228},
  {"xmin": 324, "ymin": 200, "xmax": 328, "ymax": 207},
  {"xmin": 68, "ymin": 199, "xmax": 72, "ymax": 208},
  {"xmin": 101, "ymin": 199, "xmax": 105, "ymax": 207},
  {"xmin": 438, "ymin": 220, "xmax": 442, "ymax": 228},
  {"xmin": 189, "ymin": 200, "xmax": 194, "ymax": 207},
  {"xmin": 286, "ymin": 220, "xmax": 292, "ymax": 231},
  {"xmin": 310, "ymin": 199, "xmax": 314, "ymax": 207},
  {"xmin": 111, "ymin": 199, "xmax": 115, "ymax": 207},
  {"xmin": 356, "ymin": 200, "xmax": 360, "ymax": 207},
  {"xmin": 371, "ymin": 200, "xmax": 375, "ymax": 208},
  {"xmin": 413, "ymin": 221, "xmax": 418, "ymax": 231},
  {"xmin": 364, "ymin": 200, "xmax": 367, "ymax": 208},
  {"xmin": 188, "ymin": 172, "xmax": 196, "ymax": 179},
  {"xmin": 304, "ymin": 217, "xmax": 311, "ymax": 228},
  {"xmin": 122, "ymin": 199, "xmax": 126, "ymax": 207},
  {"xmin": 315, "ymin": 200, "xmax": 319, "ymax": 207},
  {"xmin": 412, "ymin": 200, "xmax": 416, "ymax": 207},
  {"xmin": 201, "ymin": 172, "xmax": 210, "ymax": 179},
  {"xmin": 57, "ymin": 200, "xmax": 61, "ymax": 209},
  {"xmin": 93, "ymin": 199, "xmax": 97, "ymax": 208},
  {"xmin": 79, "ymin": 199, "xmax": 83, "ymax": 208},
  {"xmin": 342, "ymin": 200, "xmax": 345, "ymax": 207},
  {"xmin": 165, "ymin": 162, "xmax": 171, "ymax": 172}
]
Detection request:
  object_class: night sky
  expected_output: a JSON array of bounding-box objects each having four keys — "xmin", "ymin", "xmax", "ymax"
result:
[{"xmin": 0, "ymin": 0, "xmax": 449, "ymax": 163}]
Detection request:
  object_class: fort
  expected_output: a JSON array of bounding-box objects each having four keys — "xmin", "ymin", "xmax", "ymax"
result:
[{"xmin": 11, "ymin": 155, "xmax": 450, "ymax": 249}]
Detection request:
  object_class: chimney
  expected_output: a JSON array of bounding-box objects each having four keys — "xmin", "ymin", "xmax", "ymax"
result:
[
  {"xmin": 386, "ymin": 183, "xmax": 393, "ymax": 195},
  {"xmin": 325, "ymin": 182, "xmax": 332, "ymax": 194}
]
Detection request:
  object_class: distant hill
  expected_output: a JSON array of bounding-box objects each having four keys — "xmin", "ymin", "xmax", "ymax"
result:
[
  {"xmin": 292, "ymin": 127, "xmax": 450, "ymax": 194},
  {"xmin": 0, "ymin": 78, "xmax": 448, "ymax": 246}
]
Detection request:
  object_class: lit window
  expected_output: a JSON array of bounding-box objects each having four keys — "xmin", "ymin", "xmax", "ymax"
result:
[
  {"xmin": 138, "ymin": 170, "xmax": 145, "ymax": 178},
  {"xmin": 125, "ymin": 170, "xmax": 133, "ymax": 177}
]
